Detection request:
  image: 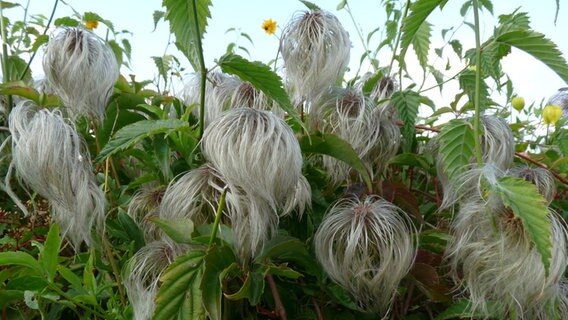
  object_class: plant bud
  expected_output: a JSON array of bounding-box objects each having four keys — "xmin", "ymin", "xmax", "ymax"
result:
[
  {"xmin": 43, "ymin": 27, "xmax": 119, "ymax": 122},
  {"xmin": 511, "ymin": 96, "xmax": 525, "ymax": 111},
  {"xmin": 543, "ymin": 104, "xmax": 562, "ymax": 125}
]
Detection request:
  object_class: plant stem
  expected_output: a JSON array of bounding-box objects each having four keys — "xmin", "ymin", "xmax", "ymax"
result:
[
  {"xmin": 208, "ymin": 186, "xmax": 228, "ymax": 248},
  {"xmin": 20, "ymin": 0, "xmax": 60, "ymax": 81},
  {"xmin": 266, "ymin": 274, "xmax": 287, "ymax": 320},
  {"xmin": 472, "ymin": 0, "xmax": 483, "ymax": 166},
  {"xmin": 102, "ymin": 232, "xmax": 127, "ymax": 306},
  {"xmin": 191, "ymin": 0, "xmax": 208, "ymax": 140},
  {"xmin": 0, "ymin": 3, "xmax": 13, "ymax": 114},
  {"xmin": 387, "ymin": 0, "xmax": 411, "ymax": 77}
]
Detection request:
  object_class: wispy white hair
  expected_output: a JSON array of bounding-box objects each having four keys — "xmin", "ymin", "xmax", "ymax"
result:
[
  {"xmin": 356, "ymin": 72, "xmax": 398, "ymax": 103},
  {"xmin": 507, "ymin": 166, "xmax": 556, "ymax": 205},
  {"xmin": 127, "ymin": 183, "xmax": 166, "ymax": 243},
  {"xmin": 9, "ymin": 101, "xmax": 104, "ymax": 247},
  {"xmin": 445, "ymin": 198, "xmax": 568, "ymax": 319},
  {"xmin": 317, "ymin": 87, "xmax": 400, "ymax": 184},
  {"xmin": 182, "ymin": 71, "xmax": 240, "ymax": 126},
  {"xmin": 314, "ymin": 195, "xmax": 416, "ymax": 314},
  {"xmin": 124, "ymin": 240, "xmax": 191, "ymax": 320},
  {"xmin": 43, "ymin": 27, "xmax": 119, "ymax": 122},
  {"xmin": 437, "ymin": 115, "xmax": 515, "ymax": 209},
  {"xmin": 229, "ymin": 81, "xmax": 284, "ymax": 117},
  {"xmin": 280, "ymin": 10, "xmax": 351, "ymax": 103}
]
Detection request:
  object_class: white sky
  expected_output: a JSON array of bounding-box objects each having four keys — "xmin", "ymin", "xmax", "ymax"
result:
[{"xmin": 4, "ymin": 0, "xmax": 568, "ymax": 113}]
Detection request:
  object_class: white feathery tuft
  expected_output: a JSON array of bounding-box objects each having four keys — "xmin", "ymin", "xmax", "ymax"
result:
[
  {"xmin": 9, "ymin": 101, "xmax": 104, "ymax": 247},
  {"xmin": 314, "ymin": 195, "xmax": 416, "ymax": 314},
  {"xmin": 43, "ymin": 27, "xmax": 119, "ymax": 122}
]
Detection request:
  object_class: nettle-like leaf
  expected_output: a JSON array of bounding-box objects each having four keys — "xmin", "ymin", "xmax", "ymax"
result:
[
  {"xmin": 412, "ymin": 20, "xmax": 432, "ymax": 69},
  {"xmin": 152, "ymin": 55, "xmax": 174, "ymax": 85},
  {"xmin": 201, "ymin": 245, "xmax": 236, "ymax": 320},
  {"xmin": 162, "ymin": 0, "xmax": 212, "ymax": 71},
  {"xmin": 218, "ymin": 53, "xmax": 304, "ymax": 131},
  {"xmin": 400, "ymin": 0, "xmax": 448, "ymax": 65},
  {"xmin": 494, "ymin": 29, "xmax": 568, "ymax": 83},
  {"xmin": 392, "ymin": 89, "xmax": 421, "ymax": 152},
  {"xmin": 458, "ymin": 70, "xmax": 490, "ymax": 109},
  {"xmin": 299, "ymin": 132, "xmax": 372, "ymax": 192},
  {"xmin": 437, "ymin": 119, "xmax": 476, "ymax": 182},
  {"xmin": 96, "ymin": 119, "xmax": 189, "ymax": 162},
  {"xmin": 299, "ymin": 0, "xmax": 321, "ymax": 11},
  {"xmin": 493, "ymin": 176, "xmax": 552, "ymax": 276},
  {"xmin": 154, "ymin": 250, "xmax": 206, "ymax": 320}
]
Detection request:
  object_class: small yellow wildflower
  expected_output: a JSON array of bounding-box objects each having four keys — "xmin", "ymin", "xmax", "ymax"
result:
[
  {"xmin": 84, "ymin": 20, "xmax": 99, "ymax": 30},
  {"xmin": 543, "ymin": 104, "xmax": 562, "ymax": 125},
  {"xmin": 262, "ymin": 19, "xmax": 277, "ymax": 36}
]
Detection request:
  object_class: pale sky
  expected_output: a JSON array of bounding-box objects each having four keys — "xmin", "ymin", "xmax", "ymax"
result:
[{"xmin": 4, "ymin": 0, "xmax": 567, "ymax": 113}]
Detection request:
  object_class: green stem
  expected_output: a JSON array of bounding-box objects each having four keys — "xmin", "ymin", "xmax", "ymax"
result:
[
  {"xmin": 388, "ymin": 0, "xmax": 411, "ymax": 77},
  {"xmin": 208, "ymin": 187, "xmax": 228, "ymax": 248},
  {"xmin": 344, "ymin": 1, "xmax": 371, "ymax": 77},
  {"xmin": 191, "ymin": 0, "xmax": 208, "ymax": 139},
  {"xmin": 20, "ymin": 0, "xmax": 60, "ymax": 81},
  {"xmin": 472, "ymin": 0, "xmax": 483, "ymax": 166},
  {"xmin": 0, "ymin": 3, "xmax": 13, "ymax": 114}
]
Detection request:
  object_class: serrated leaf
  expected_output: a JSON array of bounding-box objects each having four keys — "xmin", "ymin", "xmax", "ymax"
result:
[
  {"xmin": 438, "ymin": 119, "xmax": 476, "ymax": 182},
  {"xmin": 117, "ymin": 212, "xmax": 145, "ymax": 251},
  {"xmin": 201, "ymin": 245, "xmax": 236, "ymax": 320},
  {"xmin": 40, "ymin": 224, "xmax": 60, "ymax": 283},
  {"xmin": 153, "ymin": 10, "xmax": 165, "ymax": 31},
  {"xmin": 392, "ymin": 90, "xmax": 421, "ymax": 152},
  {"xmin": 299, "ymin": 0, "xmax": 321, "ymax": 11},
  {"xmin": 412, "ymin": 20, "xmax": 432, "ymax": 68},
  {"xmin": 401, "ymin": 0, "xmax": 447, "ymax": 63},
  {"xmin": 163, "ymin": 0, "xmax": 211, "ymax": 71},
  {"xmin": 153, "ymin": 250, "xmax": 206, "ymax": 320},
  {"xmin": 54, "ymin": 17, "xmax": 79, "ymax": 27},
  {"xmin": 458, "ymin": 70, "xmax": 490, "ymax": 109},
  {"xmin": 299, "ymin": 132, "xmax": 372, "ymax": 192},
  {"xmin": 494, "ymin": 176, "xmax": 552, "ymax": 276},
  {"xmin": 0, "ymin": 252, "xmax": 41, "ymax": 274},
  {"xmin": 149, "ymin": 217, "xmax": 194, "ymax": 245},
  {"xmin": 218, "ymin": 53, "xmax": 304, "ymax": 131},
  {"xmin": 152, "ymin": 55, "xmax": 172, "ymax": 84},
  {"xmin": 494, "ymin": 29, "xmax": 568, "ymax": 83},
  {"xmin": 31, "ymin": 34, "xmax": 48, "ymax": 52},
  {"xmin": 96, "ymin": 119, "xmax": 189, "ymax": 162}
]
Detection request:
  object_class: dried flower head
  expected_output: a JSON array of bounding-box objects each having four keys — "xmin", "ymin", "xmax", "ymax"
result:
[
  {"xmin": 127, "ymin": 183, "xmax": 167, "ymax": 242},
  {"xmin": 43, "ymin": 27, "xmax": 119, "ymax": 121},
  {"xmin": 261, "ymin": 18, "xmax": 277, "ymax": 35},
  {"xmin": 445, "ymin": 198, "xmax": 568, "ymax": 319},
  {"xmin": 314, "ymin": 196, "xmax": 416, "ymax": 314},
  {"xmin": 280, "ymin": 10, "xmax": 350, "ymax": 102},
  {"xmin": 543, "ymin": 104, "xmax": 563, "ymax": 125},
  {"xmin": 9, "ymin": 101, "xmax": 104, "ymax": 247},
  {"xmin": 229, "ymin": 81, "xmax": 284, "ymax": 117}
]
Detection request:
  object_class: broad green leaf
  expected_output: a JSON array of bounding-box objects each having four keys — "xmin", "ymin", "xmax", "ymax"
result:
[
  {"xmin": 389, "ymin": 153, "xmax": 434, "ymax": 175},
  {"xmin": 201, "ymin": 245, "xmax": 236, "ymax": 320},
  {"xmin": 153, "ymin": 10, "xmax": 165, "ymax": 31},
  {"xmin": 57, "ymin": 265, "xmax": 85, "ymax": 294},
  {"xmin": 412, "ymin": 20, "xmax": 432, "ymax": 69},
  {"xmin": 401, "ymin": 0, "xmax": 447, "ymax": 62},
  {"xmin": 458, "ymin": 70, "xmax": 490, "ymax": 109},
  {"xmin": 299, "ymin": 132, "xmax": 372, "ymax": 191},
  {"xmin": 434, "ymin": 298, "xmax": 498, "ymax": 319},
  {"xmin": 7, "ymin": 55, "xmax": 31, "ymax": 82},
  {"xmin": 0, "ymin": 290, "xmax": 23, "ymax": 308},
  {"xmin": 149, "ymin": 217, "xmax": 194, "ymax": 245},
  {"xmin": 117, "ymin": 211, "xmax": 146, "ymax": 251},
  {"xmin": 0, "ymin": 252, "xmax": 41, "ymax": 274},
  {"xmin": 0, "ymin": 81, "xmax": 40, "ymax": 103},
  {"xmin": 152, "ymin": 55, "xmax": 173, "ymax": 85},
  {"xmin": 40, "ymin": 224, "xmax": 60, "ymax": 283},
  {"xmin": 299, "ymin": 0, "xmax": 321, "ymax": 11},
  {"xmin": 392, "ymin": 90, "xmax": 421, "ymax": 152},
  {"xmin": 54, "ymin": 17, "xmax": 79, "ymax": 27},
  {"xmin": 494, "ymin": 29, "xmax": 568, "ymax": 83},
  {"xmin": 218, "ymin": 53, "xmax": 304, "ymax": 131},
  {"xmin": 437, "ymin": 119, "xmax": 476, "ymax": 182},
  {"xmin": 154, "ymin": 250, "xmax": 206, "ymax": 320},
  {"xmin": 162, "ymin": 0, "xmax": 211, "ymax": 71},
  {"xmin": 225, "ymin": 268, "xmax": 266, "ymax": 306},
  {"xmin": 493, "ymin": 177, "xmax": 552, "ymax": 276},
  {"xmin": 96, "ymin": 119, "xmax": 189, "ymax": 162}
]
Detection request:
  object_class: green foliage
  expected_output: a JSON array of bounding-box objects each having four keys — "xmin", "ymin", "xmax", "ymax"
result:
[
  {"xmin": 493, "ymin": 176, "xmax": 553, "ymax": 276},
  {"xmin": 437, "ymin": 119, "xmax": 476, "ymax": 182},
  {"xmin": 392, "ymin": 89, "xmax": 421, "ymax": 152}
]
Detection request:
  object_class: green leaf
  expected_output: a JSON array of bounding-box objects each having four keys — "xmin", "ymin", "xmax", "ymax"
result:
[
  {"xmin": 493, "ymin": 177, "xmax": 552, "ymax": 276},
  {"xmin": 299, "ymin": 0, "xmax": 321, "ymax": 11},
  {"xmin": 149, "ymin": 217, "xmax": 194, "ymax": 245},
  {"xmin": 83, "ymin": 252, "xmax": 96, "ymax": 295},
  {"xmin": 153, "ymin": 250, "xmax": 206, "ymax": 320},
  {"xmin": 58, "ymin": 265, "xmax": 85, "ymax": 294},
  {"xmin": 458, "ymin": 69, "xmax": 490, "ymax": 109},
  {"xmin": 54, "ymin": 17, "xmax": 79, "ymax": 27},
  {"xmin": 412, "ymin": 20, "xmax": 432, "ymax": 69},
  {"xmin": 0, "ymin": 81, "xmax": 40, "ymax": 104},
  {"xmin": 299, "ymin": 132, "xmax": 372, "ymax": 191},
  {"xmin": 218, "ymin": 53, "xmax": 304, "ymax": 131},
  {"xmin": 336, "ymin": 0, "xmax": 347, "ymax": 10},
  {"xmin": 117, "ymin": 212, "xmax": 146, "ymax": 251},
  {"xmin": 201, "ymin": 245, "xmax": 236, "ymax": 320},
  {"xmin": 96, "ymin": 119, "xmax": 189, "ymax": 162},
  {"xmin": 392, "ymin": 90, "xmax": 421, "ymax": 152},
  {"xmin": 437, "ymin": 119, "xmax": 476, "ymax": 182},
  {"xmin": 401, "ymin": 0, "xmax": 447, "ymax": 62},
  {"xmin": 40, "ymin": 224, "xmax": 60, "ymax": 283},
  {"xmin": 163, "ymin": 0, "xmax": 211, "ymax": 71},
  {"xmin": 494, "ymin": 29, "xmax": 568, "ymax": 83},
  {"xmin": 153, "ymin": 10, "xmax": 165, "ymax": 31},
  {"xmin": 0, "ymin": 290, "xmax": 23, "ymax": 308},
  {"xmin": 434, "ymin": 298, "xmax": 496, "ymax": 319},
  {"xmin": 152, "ymin": 55, "xmax": 173, "ymax": 85},
  {"xmin": 0, "ymin": 252, "xmax": 41, "ymax": 274}
]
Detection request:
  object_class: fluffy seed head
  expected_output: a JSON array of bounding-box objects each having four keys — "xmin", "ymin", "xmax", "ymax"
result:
[
  {"xmin": 9, "ymin": 101, "xmax": 104, "ymax": 247},
  {"xmin": 43, "ymin": 27, "xmax": 119, "ymax": 122},
  {"xmin": 229, "ymin": 81, "xmax": 284, "ymax": 117},
  {"xmin": 314, "ymin": 196, "xmax": 416, "ymax": 314},
  {"xmin": 127, "ymin": 183, "xmax": 167, "ymax": 242},
  {"xmin": 280, "ymin": 10, "xmax": 350, "ymax": 102}
]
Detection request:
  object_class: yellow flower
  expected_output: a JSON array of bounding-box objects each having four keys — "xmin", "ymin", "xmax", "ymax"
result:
[
  {"xmin": 543, "ymin": 104, "xmax": 562, "ymax": 125},
  {"xmin": 261, "ymin": 19, "xmax": 277, "ymax": 35},
  {"xmin": 84, "ymin": 20, "xmax": 99, "ymax": 30}
]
